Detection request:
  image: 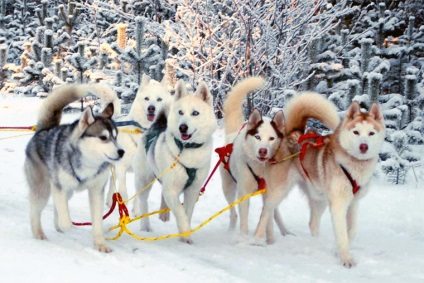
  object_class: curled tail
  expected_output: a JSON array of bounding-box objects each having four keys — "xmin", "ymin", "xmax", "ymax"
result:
[
  {"xmin": 223, "ymin": 77, "xmax": 265, "ymax": 134},
  {"xmin": 285, "ymin": 92, "xmax": 340, "ymax": 133},
  {"xmin": 36, "ymin": 84, "xmax": 118, "ymax": 131}
]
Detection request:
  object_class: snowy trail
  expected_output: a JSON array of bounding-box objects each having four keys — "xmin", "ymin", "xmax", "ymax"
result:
[{"xmin": 0, "ymin": 97, "xmax": 424, "ymax": 283}]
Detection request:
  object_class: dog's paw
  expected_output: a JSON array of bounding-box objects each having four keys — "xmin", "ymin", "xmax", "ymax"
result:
[
  {"xmin": 341, "ymin": 257, "xmax": 356, "ymax": 268},
  {"xmin": 180, "ymin": 237, "xmax": 193, "ymax": 245},
  {"xmin": 159, "ymin": 211, "xmax": 170, "ymax": 222},
  {"xmin": 140, "ymin": 223, "xmax": 153, "ymax": 232},
  {"xmin": 56, "ymin": 220, "xmax": 73, "ymax": 233},
  {"xmin": 96, "ymin": 243, "xmax": 113, "ymax": 253},
  {"xmin": 250, "ymin": 236, "xmax": 267, "ymax": 246},
  {"xmin": 34, "ymin": 231, "xmax": 47, "ymax": 240}
]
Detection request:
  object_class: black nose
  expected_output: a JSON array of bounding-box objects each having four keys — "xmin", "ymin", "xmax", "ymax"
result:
[
  {"xmin": 148, "ymin": 105, "xmax": 155, "ymax": 113},
  {"xmin": 179, "ymin": 124, "xmax": 188, "ymax": 134},
  {"xmin": 118, "ymin": 149, "xmax": 125, "ymax": 158}
]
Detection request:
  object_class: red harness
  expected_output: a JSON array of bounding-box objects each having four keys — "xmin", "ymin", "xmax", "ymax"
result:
[{"xmin": 298, "ymin": 132, "xmax": 360, "ymax": 195}]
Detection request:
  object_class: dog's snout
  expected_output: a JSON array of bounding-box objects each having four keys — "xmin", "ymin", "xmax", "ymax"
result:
[
  {"xmin": 148, "ymin": 105, "xmax": 155, "ymax": 113},
  {"xmin": 258, "ymin": 148, "xmax": 268, "ymax": 157},
  {"xmin": 118, "ymin": 149, "xmax": 125, "ymax": 158},
  {"xmin": 359, "ymin": 143, "xmax": 368, "ymax": 153},
  {"xmin": 179, "ymin": 124, "xmax": 188, "ymax": 134}
]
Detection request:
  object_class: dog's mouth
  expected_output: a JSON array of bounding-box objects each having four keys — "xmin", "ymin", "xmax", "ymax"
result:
[
  {"xmin": 147, "ymin": 114, "xmax": 155, "ymax": 122},
  {"xmin": 105, "ymin": 154, "xmax": 121, "ymax": 161},
  {"xmin": 181, "ymin": 133, "xmax": 192, "ymax": 140},
  {"xmin": 257, "ymin": 156, "xmax": 268, "ymax": 162}
]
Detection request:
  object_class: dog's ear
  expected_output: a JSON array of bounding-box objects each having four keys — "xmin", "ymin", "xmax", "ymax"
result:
[
  {"xmin": 141, "ymin": 73, "xmax": 150, "ymax": 88},
  {"xmin": 195, "ymin": 81, "xmax": 213, "ymax": 106},
  {"xmin": 101, "ymin": 103, "xmax": 114, "ymax": 119},
  {"xmin": 346, "ymin": 101, "xmax": 361, "ymax": 119},
  {"xmin": 79, "ymin": 107, "xmax": 96, "ymax": 131},
  {"xmin": 369, "ymin": 102, "xmax": 384, "ymax": 121},
  {"xmin": 272, "ymin": 110, "xmax": 285, "ymax": 134},
  {"xmin": 161, "ymin": 72, "xmax": 169, "ymax": 89},
  {"xmin": 174, "ymin": 79, "xmax": 188, "ymax": 101},
  {"xmin": 247, "ymin": 109, "xmax": 262, "ymax": 129}
]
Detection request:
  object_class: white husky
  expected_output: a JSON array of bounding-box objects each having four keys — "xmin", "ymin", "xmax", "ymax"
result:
[
  {"xmin": 105, "ymin": 74, "xmax": 172, "ymax": 206},
  {"xmin": 220, "ymin": 77, "xmax": 289, "ymax": 242},
  {"xmin": 133, "ymin": 80, "xmax": 217, "ymax": 244}
]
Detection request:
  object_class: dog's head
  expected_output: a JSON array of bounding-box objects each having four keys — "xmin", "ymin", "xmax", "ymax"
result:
[
  {"xmin": 339, "ymin": 102, "xmax": 386, "ymax": 160},
  {"xmin": 132, "ymin": 74, "xmax": 173, "ymax": 125},
  {"xmin": 74, "ymin": 103, "xmax": 125, "ymax": 164},
  {"xmin": 168, "ymin": 80, "xmax": 217, "ymax": 145},
  {"xmin": 244, "ymin": 109, "xmax": 285, "ymax": 163}
]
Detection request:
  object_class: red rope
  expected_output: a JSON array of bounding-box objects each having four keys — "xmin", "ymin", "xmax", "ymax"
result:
[
  {"xmin": 298, "ymin": 132, "xmax": 325, "ymax": 178},
  {"xmin": 72, "ymin": 192, "xmax": 121, "ymax": 226}
]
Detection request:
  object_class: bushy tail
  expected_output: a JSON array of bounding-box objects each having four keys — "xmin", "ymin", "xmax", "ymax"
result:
[
  {"xmin": 285, "ymin": 92, "xmax": 340, "ymax": 133},
  {"xmin": 36, "ymin": 84, "xmax": 118, "ymax": 131},
  {"xmin": 223, "ymin": 77, "xmax": 265, "ymax": 134}
]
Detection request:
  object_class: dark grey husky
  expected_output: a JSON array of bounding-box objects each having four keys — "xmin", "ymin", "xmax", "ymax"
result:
[{"xmin": 25, "ymin": 84, "xmax": 124, "ymax": 252}]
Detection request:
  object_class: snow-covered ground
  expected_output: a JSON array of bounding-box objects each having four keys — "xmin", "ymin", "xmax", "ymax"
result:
[{"xmin": 1, "ymin": 97, "xmax": 423, "ymax": 283}]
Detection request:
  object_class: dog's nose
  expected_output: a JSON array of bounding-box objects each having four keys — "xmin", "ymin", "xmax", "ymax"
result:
[
  {"xmin": 359, "ymin": 143, "xmax": 368, "ymax": 153},
  {"xmin": 148, "ymin": 105, "xmax": 155, "ymax": 113},
  {"xmin": 179, "ymin": 124, "xmax": 188, "ymax": 134},
  {"xmin": 258, "ymin": 148, "xmax": 268, "ymax": 157},
  {"xmin": 117, "ymin": 149, "xmax": 125, "ymax": 158}
]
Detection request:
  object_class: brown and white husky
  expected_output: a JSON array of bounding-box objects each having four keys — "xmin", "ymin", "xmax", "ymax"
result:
[{"xmin": 254, "ymin": 93, "xmax": 386, "ymax": 267}]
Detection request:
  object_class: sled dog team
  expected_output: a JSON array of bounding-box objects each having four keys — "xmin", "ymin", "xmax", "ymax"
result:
[{"xmin": 25, "ymin": 75, "xmax": 386, "ymax": 267}]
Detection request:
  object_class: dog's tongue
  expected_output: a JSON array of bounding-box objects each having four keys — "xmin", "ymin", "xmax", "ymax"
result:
[
  {"xmin": 181, "ymin": 134, "xmax": 191, "ymax": 140},
  {"xmin": 147, "ymin": 114, "xmax": 155, "ymax": 122}
]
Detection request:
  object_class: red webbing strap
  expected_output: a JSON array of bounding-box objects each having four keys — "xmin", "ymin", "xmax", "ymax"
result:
[
  {"xmin": 298, "ymin": 133, "xmax": 325, "ymax": 179},
  {"xmin": 72, "ymin": 192, "xmax": 121, "ymax": 226},
  {"xmin": 199, "ymin": 144, "xmax": 233, "ymax": 194}
]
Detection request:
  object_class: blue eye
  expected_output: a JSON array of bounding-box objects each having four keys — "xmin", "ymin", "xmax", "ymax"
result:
[
  {"xmin": 255, "ymin": 135, "xmax": 260, "ymax": 140},
  {"xmin": 178, "ymin": 110, "xmax": 184, "ymax": 115},
  {"xmin": 144, "ymin": 97, "xmax": 149, "ymax": 101},
  {"xmin": 192, "ymin": 111, "xmax": 199, "ymax": 116},
  {"xmin": 157, "ymin": 98, "xmax": 162, "ymax": 102}
]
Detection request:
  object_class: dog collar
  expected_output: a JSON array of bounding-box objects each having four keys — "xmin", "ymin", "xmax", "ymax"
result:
[{"xmin": 174, "ymin": 137, "xmax": 204, "ymax": 152}]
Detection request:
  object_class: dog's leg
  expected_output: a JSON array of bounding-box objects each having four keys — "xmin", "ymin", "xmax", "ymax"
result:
[
  {"xmin": 51, "ymin": 184, "xmax": 73, "ymax": 233},
  {"xmin": 162, "ymin": 185, "xmax": 192, "ymax": 244},
  {"xmin": 134, "ymin": 182, "xmax": 152, "ymax": 232},
  {"xmin": 265, "ymin": 209, "xmax": 275, "ymax": 244},
  {"xmin": 106, "ymin": 175, "xmax": 115, "ymax": 207},
  {"xmin": 308, "ymin": 197, "xmax": 327, "ymax": 237},
  {"xmin": 28, "ymin": 180, "xmax": 50, "ymax": 240},
  {"xmin": 220, "ymin": 169, "xmax": 237, "ymax": 231},
  {"xmin": 347, "ymin": 197, "xmax": 360, "ymax": 241},
  {"xmin": 328, "ymin": 192, "xmax": 355, "ymax": 268},
  {"xmin": 273, "ymin": 209, "xmax": 290, "ymax": 236},
  {"xmin": 88, "ymin": 184, "xmax": 111, "ymax": 253},
  {"xmin": 159, "ymin": 194, "xmax": 170, "ymax": 222}
]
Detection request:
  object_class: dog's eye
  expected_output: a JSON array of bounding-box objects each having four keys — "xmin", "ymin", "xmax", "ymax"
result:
[
  {"xmin": 369, "ymin": 132, "xmax": 375, "ymax": 136},
  {"xmin": 144, "ymin": 97, "xmax": 149, "ymax": 101},
  {"xmin": 99, "ymin": 136, "xmax": 108, "ymax": 141},
  {"xmin": 353, "ymin": 131, "xmax": 359, "ymax": 135},
  {"xmin": 192, "ymin": 110, "xmax": 199, "ymax": 116},
  {"xmin": 255, "ymin": 135, "xmax": 260, "ymax": 140},
  {"xmin": 269, "ymin": 137, "xmax": 275, "ymax": 141},
  {"xmin": 178, "ymin": 110, "xmax": 184, "ymax": 115},
  {"xmin": 157, "ymin": 98, "xmax": 162, "ymax": 102}
]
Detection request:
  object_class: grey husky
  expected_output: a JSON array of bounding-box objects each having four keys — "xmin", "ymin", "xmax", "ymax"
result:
[{"xmin": 25, "ymin": 84, "xmax": 125, "ymax": 252}]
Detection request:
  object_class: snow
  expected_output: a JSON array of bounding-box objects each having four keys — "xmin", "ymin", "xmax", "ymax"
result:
[{"xmin": 1, "ymin": 97, "xmax": 424, "ymax": 283}]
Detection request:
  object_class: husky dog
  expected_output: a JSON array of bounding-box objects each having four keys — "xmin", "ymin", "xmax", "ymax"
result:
[
  {"xmin": 133, "ymin": 80, "xmax": 217, "ymax": 244},
  {"xmin": 105, "ymin": 74, "xmax": 172, "ymax": 206},
  {"xmin": 25, "ymin": 84, "xmax": 125, "ymax": 252},
  {"xmin": 254, "ymin": 93, "xmax": 385, "ymax": 267},
  {"xmin": 220, "ymin": 77, "xmax": 289, "ymax": 242}
]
